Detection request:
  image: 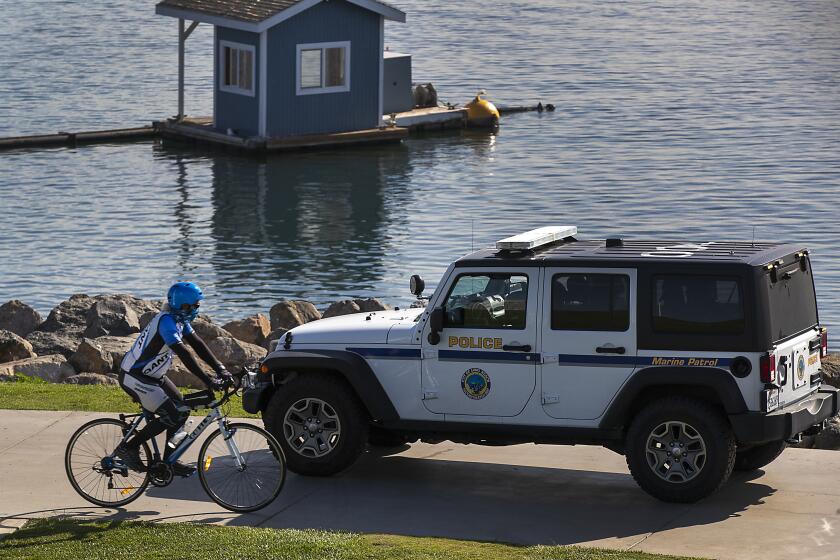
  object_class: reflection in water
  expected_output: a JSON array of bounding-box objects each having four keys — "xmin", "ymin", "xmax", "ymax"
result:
[{"xmin": 156, "ymin": 142, "xmax": 416, "ymax": 308}]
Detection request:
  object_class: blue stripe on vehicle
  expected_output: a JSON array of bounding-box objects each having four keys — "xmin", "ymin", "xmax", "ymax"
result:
[
  {"xmin": 346, "ymin": 347, "xmax": 421, "ymax": 358},
  {"xmin": 557, "ymin": 354, "xmax": 732, "ymax": 367},
  {"xmin": 438, "ymin": 350, "xmax": 541, "ymax": 362}
]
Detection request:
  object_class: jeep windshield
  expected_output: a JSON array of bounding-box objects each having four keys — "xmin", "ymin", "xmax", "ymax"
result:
[{"xmin": 763, "ymin": 256, "xmax": 818, "ymax": 342}]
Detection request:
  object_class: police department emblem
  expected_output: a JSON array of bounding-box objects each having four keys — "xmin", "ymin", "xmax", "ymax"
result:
[
  {"xmin": 797, "ymin": 354, "xmax": 806, "ymax": 381},
  {"xmin": 462, "ymin": 368, "xmax": 491, "ymax": 400}
]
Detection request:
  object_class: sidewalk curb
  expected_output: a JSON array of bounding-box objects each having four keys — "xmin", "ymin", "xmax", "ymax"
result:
[{"xmin": 0, "ymin": 517, "xmax": 29, "ymax": 541}]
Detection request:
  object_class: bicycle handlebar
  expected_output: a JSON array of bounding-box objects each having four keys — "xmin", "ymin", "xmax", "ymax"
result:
[{"xmin": 183, "ymin": 367, "xmax": 256, "ymax": 411}]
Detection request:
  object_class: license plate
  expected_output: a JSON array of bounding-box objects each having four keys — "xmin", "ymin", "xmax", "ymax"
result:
[{"xmin": 762, "ymin": 388, "xmax": 780, "ymax": 412}]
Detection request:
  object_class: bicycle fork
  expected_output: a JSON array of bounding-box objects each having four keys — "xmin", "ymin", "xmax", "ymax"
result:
[{"xmin": 217, "ymin": 417, "xmax": 245, "ymax": 470}]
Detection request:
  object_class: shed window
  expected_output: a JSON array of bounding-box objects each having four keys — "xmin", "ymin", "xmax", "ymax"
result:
[
  {"xmin": 296, "ymin": 42, "xmax": 350, "ymax": 95},
  {"xmin": 219, "ymin": 41, "xmax": 255, "ymax": 96}
]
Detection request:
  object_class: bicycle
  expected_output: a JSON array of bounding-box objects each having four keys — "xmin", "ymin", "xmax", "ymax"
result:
[{"xmin": 64, "ymin": 369, "xmax": 286, "ymax": 512}]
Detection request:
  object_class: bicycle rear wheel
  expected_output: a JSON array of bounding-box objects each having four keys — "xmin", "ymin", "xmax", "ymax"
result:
[
  {"xmin": 198, "ymin": 423, "xmax": 286, "ymax": 512},
  {"xmin": 65, "ymin": 418, "xmax": 151, "ymax": 507}
]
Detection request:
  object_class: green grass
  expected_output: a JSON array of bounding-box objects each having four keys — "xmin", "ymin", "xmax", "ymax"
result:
[
  {"xmin": 0, "ymin": 518, "xmax": 701, "ymax": 560},
  {"xmin": 0, "ymin": 374, "xmax": 257, "ymax": 418}
]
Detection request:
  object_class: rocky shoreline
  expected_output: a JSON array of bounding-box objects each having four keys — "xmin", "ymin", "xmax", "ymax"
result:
[
  {"xmin": 1, "ymin": 293, "xmax": 838, "ymax": 450},
  {"xmin": 0, "ymin": 294, "xmax": 392, "ymax": 388}
]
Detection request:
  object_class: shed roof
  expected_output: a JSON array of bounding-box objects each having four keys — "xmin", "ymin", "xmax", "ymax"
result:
[{"xmin": 156, "ymin": 0, "xmax": 405, "ymax": 31}]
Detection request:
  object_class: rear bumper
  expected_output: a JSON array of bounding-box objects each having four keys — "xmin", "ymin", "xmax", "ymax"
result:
[{"xmin": 729, "ymin": 386, "xmax": 840, "ymax": 444}]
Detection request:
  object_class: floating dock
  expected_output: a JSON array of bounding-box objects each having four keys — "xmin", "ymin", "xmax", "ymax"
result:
[
  {"xmin": 0, "ymin": 103, "xmax": 551, "ymax": 153},
  {"xmin": 0, "ymin": 126, "xmax": 156, "ymax": 150},
  {"xmin": 155, "ymin": 117, "xmax": 408, "ymax": 151}
]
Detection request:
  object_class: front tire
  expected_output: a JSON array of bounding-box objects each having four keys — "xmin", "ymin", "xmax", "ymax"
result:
[
  {"xmin": 625, "ymin": 397, "xmax": 736, "ymax": 503},
  {"xmin": 734, "ymin": 440, "xmax": 786, "ymax": 472},
  {"xmin": 263, "ymin": 373, "xmax": 369, "ymax": 476}
]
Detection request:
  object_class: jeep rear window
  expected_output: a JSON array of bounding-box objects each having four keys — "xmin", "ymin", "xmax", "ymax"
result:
[
  {"xmin": 552, "ymin": 273, "xmax": 629, "ymax": 331},
  {"xmin": 765, "ymin": 261, "xmax": 818, "ymax": 341},
  {"xmin": 652, "ymin": 275, "xmax": 744, "ymax": 334}
]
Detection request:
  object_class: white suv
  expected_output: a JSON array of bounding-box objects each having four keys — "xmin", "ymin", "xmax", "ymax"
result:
[{"xmin": 245, "ymin": 226, "xmax": 839, "ymax": 502}]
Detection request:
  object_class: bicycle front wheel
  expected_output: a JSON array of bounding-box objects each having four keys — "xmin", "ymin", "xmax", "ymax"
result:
[
  {"xmin": 198, "ymin": 423, "xmax": 286, "ymax": 512},
  {"xmin": 65, "ymin": 418, "xmax": 151, "ymax": 507}
]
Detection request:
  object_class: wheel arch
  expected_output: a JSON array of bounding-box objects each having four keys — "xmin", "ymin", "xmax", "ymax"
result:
[
  {"xmin": 259, "ymin": 350, "xmax": 399, "ymax": 422},
  {"xmin": 600, "ymin": 366, "xmax": 747, "ymax": 431}
]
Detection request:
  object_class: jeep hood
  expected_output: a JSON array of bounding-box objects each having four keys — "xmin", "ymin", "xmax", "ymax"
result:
[{"xmin": 286, "ymin": 308, "xmax": 424, "ymax": 345}]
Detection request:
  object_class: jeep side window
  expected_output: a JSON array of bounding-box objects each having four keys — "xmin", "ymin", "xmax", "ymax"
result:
[
  {"xmin": 652, "ymin": 275, "xmax": 744, "ymax": 334},
  {"xmin": 443, "ymin": 273, "xmax": 528, "ymax": 329},
  {"xmin": 551, "ymin": 273, "xmax": 630, "ymax": 331}
]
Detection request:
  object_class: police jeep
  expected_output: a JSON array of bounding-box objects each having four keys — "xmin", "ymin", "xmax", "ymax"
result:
[{"xmin": 245, "ymin": 226, "xmax": 839, "ymax": 503}]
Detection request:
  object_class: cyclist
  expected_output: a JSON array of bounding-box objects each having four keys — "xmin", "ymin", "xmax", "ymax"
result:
[{"xmin": 116, "ymin": 282, "xmax": 231, "ymax": 475}]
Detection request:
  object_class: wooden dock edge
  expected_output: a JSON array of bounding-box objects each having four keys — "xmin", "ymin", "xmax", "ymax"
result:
[{"xmin": 0, "ymin": 126, "xmax": 157, "ymax": 151}]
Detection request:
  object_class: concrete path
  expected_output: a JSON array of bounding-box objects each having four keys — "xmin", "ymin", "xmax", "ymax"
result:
[{"xmin": 1, "ymin": 409, "xmax": 839, "ymax": 559}]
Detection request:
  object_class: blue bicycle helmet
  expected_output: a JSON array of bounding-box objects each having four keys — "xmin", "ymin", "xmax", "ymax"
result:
[{"xmin": 167, "ymin": 281, "xmax": 204, "ymax": 322}]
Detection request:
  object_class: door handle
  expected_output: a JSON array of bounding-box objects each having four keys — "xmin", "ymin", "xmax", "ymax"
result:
[
  {"xmin": 596, "ymin": 345, "xmax": 625, "ymax": 354},
  {"xmin": 502, "ymin": 344, "xmax": 532, "ymax": 352}
]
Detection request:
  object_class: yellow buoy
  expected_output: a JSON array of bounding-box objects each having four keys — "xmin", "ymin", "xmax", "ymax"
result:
[{"xmin": 465, "ymin": 90, "xmax": 500, "ymax": 128}]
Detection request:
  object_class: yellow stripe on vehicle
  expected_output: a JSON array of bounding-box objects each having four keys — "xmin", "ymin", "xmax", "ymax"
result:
[
  {"xmin": 120, "ymin": 486, "xmax": 135, "ymax": 495},
  {"xmin": 204, "ymin": 456, "xmax": 213, "ymax": 471}
]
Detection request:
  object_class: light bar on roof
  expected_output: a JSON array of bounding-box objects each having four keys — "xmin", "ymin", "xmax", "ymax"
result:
[{"xmin": 496, "ymin": 226, "xmax": 577, "ymax": 250}]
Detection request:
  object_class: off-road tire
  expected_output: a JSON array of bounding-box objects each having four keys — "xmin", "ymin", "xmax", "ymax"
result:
[
  {"xmin": 625, "ymin": 396, "xmax": 736, "ymax": 503},
  {"xmin": 263, "ymin": 373, "xmax": 369, "ymax": 476},
  {"xmin": 734, "ymin": 440, "xmax": 786, "ymax": 472}
]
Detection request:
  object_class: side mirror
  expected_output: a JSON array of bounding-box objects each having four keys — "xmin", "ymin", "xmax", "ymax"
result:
[
  {"xmin": 428, "ymin": 307, "xmax": 444, "ymax": 345},
  {"xmin": 410, "ymin": 274, "xmax": 425, "ymax": 296}
]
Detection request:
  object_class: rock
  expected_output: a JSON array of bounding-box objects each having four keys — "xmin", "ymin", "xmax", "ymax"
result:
[
  {"xmin": 0, "ymin": 330, "xmax": 36, "ymax": 363},
  {"xmin": 354, "ymin": 298, "xmax": 390, "ymax": 312},
  {"xmin": 207, "ymin": 336, "xmax": 267, "ymax": 372},
  {"xmin": 821, "ymin": 353, "xmax": 840, "ymax": 388},
  {"xmin": 166, "ymin": 360, "xmax": 206, "ymax": 389},
  {"xmin": 84, "ymin": 297, "xmax": 141, "ymax": 338},
  {"xmin": 322, "ymin": 298, "xmax": 392, "ymax": 319},
  {"xmin": 0, "ymin": 300, "xmax": 42, "ymax": 337},
  {"xmin": 322, "ymin": 300, "xmax": 361, "ymax": 318},
  {"xmin": 263, "ymin": 327, "xmax": 288, "ymax": 351},
  {"xmin": 409, "ymin": 300, "xmax": 427, "ymax": 308},
  {"xmin": 63, "ymin": 373, "xmax": 118, "ymax": 386},
  {"xmin": 812, "ymin": 416, "xmax": 840, "ymax": 450},
  {"xmin": 0, "ymin": 354, "xmax": 75, "ymax": 383},
  {"xmin": 36, "ymin": 294, "xmax": 94, "ymax": 334},
  {"xmin": 139, "ymin": 311, "xmax": 157, "ymax": 329},
  {"xmin": 191, "ymin": 317, "xmax": 230, "ymax": 344},
  {"xmin": 69, "ymin": 336, "xmax": 134, "ymax": 374},
  {"xmin": 269, "ymin": 300, "xmax": 321, "ymax": 331},
  {"xmin": 223, "ymin": 314, "xmax": 271, "ymax": 346},
  {"xmin": 25, "ymin": 330, "xmax": 82, "ymax": 359}
]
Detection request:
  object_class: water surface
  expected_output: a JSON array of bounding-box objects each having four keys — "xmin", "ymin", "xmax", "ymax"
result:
[{"xmin": 1, "ymin": 1, "xmax": 839, "ymax": 327}]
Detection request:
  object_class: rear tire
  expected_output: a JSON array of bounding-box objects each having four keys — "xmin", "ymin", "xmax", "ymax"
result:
[
  {"xmin": 263, "ymin": 373, "xmax": 369, "ymax": 476},
  {"xmin": 65, "ymin": 418, "xmax": 151, "ymax": 507},
  {"xmin": 734, "ymin": 440, "xmax": 786, "ymax": 472},
  {"xmin": 625, "ymin": 397, "xmax": 736, "ymax": 503}
]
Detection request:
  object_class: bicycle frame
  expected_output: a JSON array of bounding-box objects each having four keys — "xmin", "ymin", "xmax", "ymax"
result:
[{"xmin": 117, "ymin": 405, "xmax": 245, "ymax": 469}]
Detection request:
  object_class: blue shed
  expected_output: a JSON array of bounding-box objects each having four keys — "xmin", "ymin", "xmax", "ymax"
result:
[{"xmin": 156, "ymin": 0, "xmax": 406, "ymax": 139}]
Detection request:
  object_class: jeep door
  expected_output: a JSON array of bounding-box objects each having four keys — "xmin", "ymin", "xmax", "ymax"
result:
[
  {"xmin": 421, "ymin": 268, "xmax": 539, "ymax": 417},
  {"xmin": 540, "ymin": 268, "xmax": 638, "ymax": 420}
]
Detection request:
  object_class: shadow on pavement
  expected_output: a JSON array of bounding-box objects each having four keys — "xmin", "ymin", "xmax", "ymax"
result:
[
  {"xmin": 217, "ymin": 451, "xmax": 775, "ymax": 545},
  {"xmin": 7, "ymin": 450, "xmax": 775, "ymax": 547}
]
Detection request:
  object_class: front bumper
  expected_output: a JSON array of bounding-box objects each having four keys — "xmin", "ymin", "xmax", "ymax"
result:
[{"xmin": 729, "ymin": 386, "xmax": 839, "ymax": 444}]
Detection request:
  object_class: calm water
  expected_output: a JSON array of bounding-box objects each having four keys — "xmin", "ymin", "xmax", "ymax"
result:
[{"xmin": 1, "ymin": 1, "xmax": 839, "ymax": 327}]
